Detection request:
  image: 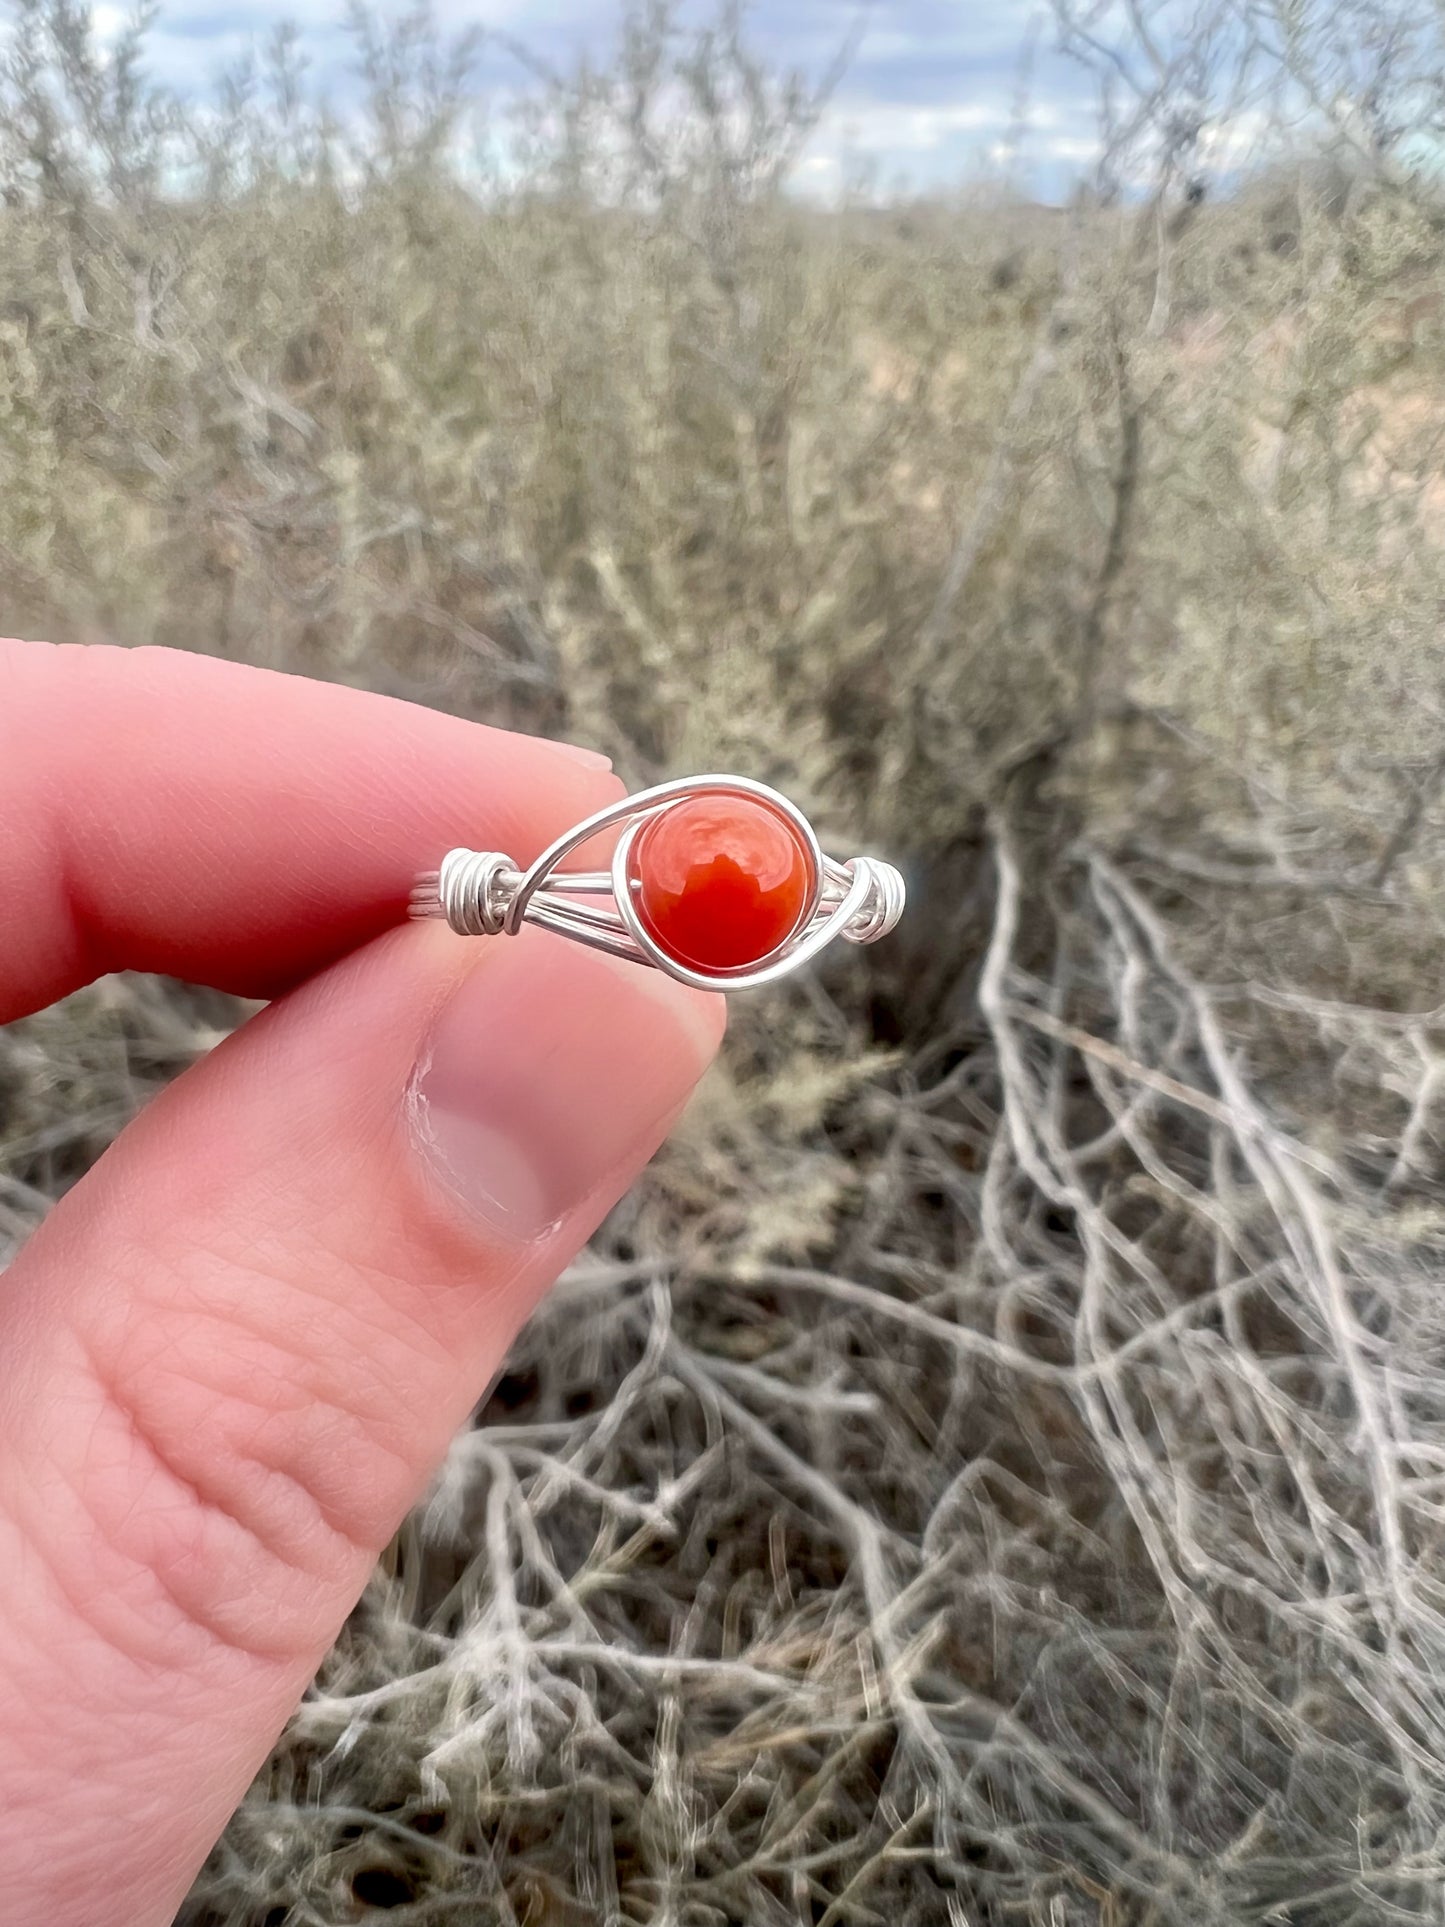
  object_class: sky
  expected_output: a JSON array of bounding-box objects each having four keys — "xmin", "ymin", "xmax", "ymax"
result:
[{"xmin": 87, "ymin": 0, "xmax": 1112, "ymax": 200}]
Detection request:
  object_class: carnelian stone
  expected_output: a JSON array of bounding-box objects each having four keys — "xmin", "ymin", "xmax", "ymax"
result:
[{"xmin": 633, "ymin": 795, "xmax": 815, "ymax": 971}]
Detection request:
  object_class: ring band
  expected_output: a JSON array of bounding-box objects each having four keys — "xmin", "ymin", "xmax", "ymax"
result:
[{"xmin": 410, "ymin": 773, "xmax": 905, "ymax": 991}]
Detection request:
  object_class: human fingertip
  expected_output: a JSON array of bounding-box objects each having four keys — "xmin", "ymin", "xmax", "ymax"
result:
[
  {"xmin": 409, "ymin": 930, "xmax": 723, "ymax": 1246},
  {"xmin": 551, "ymin": 739, "xmax": 613, "ymax": 772}
]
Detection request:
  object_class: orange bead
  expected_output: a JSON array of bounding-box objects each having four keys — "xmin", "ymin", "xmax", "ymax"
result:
[{"xmin": 632, "ymin": 795, "xmax": 816, "ymax": 971}]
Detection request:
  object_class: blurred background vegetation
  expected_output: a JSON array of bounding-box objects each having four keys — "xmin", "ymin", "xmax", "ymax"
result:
[{"xmin": 6, "ymin": 0, "xmax": 1445, "ymax": 1920}]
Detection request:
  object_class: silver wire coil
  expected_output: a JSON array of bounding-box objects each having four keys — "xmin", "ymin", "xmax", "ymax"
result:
[{"xmin": 410, "ymin": 773, "xmax": 905, "ymax": 992}]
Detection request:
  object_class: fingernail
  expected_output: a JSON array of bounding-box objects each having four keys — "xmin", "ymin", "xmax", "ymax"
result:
[
  {"xmin": 552, "ymin": 739, "xmax": 612, "ymax": 772},
  {"xmin": 410, "ymin": 930, "xmax": 722, "ymax": 1243}
]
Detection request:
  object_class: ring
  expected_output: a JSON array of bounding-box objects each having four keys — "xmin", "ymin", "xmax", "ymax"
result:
[{"xmin": 409, "ymin": 774, "xmax": 906, "ymax": 991}]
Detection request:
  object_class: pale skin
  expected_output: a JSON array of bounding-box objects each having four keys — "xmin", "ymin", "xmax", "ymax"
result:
[{"xmin": 0, "ymin": 639, "xmax": 725, "ymax": 1925}]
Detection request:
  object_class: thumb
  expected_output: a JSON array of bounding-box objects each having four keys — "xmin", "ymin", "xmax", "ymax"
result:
[{"xmin": 0, "ymin": 919, "xmax": 722, "ymax": 1927}]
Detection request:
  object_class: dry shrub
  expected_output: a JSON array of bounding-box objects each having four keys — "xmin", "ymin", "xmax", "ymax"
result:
[{"xmin": 6, "ymin": 2, "xmax": 1445, "ymax": 1921}]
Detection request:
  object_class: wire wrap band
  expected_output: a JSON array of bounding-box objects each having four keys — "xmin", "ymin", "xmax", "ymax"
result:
[{"xmin": 411, "ymin": 774, "xmax": 905, "ymax": 991}]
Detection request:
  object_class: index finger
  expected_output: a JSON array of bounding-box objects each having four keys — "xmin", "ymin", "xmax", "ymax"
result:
[{"xmin": 0, "ymin": 640, "xmax": 620, "ymax": 1021}]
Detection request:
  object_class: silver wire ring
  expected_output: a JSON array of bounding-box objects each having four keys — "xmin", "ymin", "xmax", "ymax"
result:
[{"xmin": 409, "ymin": 773, "xmax": 905, "ymax": 991}]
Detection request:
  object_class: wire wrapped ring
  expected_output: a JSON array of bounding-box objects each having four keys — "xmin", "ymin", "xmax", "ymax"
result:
[{"xmin": 410, "ymin": 774, "xmax": 905, "ymax": 991}]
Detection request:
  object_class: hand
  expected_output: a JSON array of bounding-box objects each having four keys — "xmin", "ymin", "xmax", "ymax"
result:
[{"xmin": 0, "ymin": 640, "xmax": 724, "ymax": 1926}]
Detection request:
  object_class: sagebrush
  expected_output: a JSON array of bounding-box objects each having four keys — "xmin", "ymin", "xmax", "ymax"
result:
[{"xmin": 5, "ymin": 2, "xmax": 1445, "ymax": 1921}]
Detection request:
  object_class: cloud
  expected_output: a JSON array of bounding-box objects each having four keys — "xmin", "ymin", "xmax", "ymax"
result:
[
  {"xmin": 90, "ymin": 3, "xmax": 128, "ymax": 42},
  {"xmin": 97, "ymin": 0, "xmax": 1104, "ymax": 197},
  {"xmin": 829, "ymin": 98, "xmax": 1011, "ymax": 151}
]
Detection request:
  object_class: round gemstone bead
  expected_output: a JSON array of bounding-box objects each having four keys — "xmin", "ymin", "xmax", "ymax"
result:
[{"xmin": 632, "ymin": 795, "xmax": 816, "ymax": 972}]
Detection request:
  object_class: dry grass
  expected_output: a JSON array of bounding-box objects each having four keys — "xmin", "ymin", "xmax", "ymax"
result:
[{"xmin": 6, "ymin": 2, "xmax": 1445, "ymax": 1921}]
